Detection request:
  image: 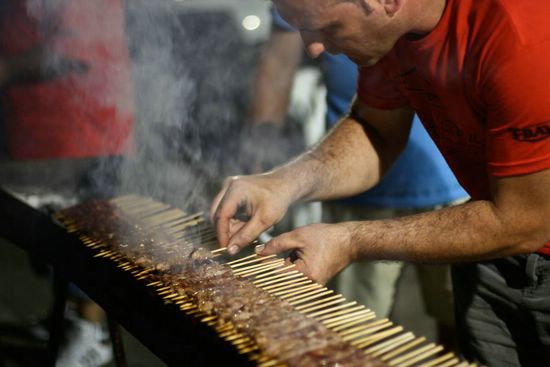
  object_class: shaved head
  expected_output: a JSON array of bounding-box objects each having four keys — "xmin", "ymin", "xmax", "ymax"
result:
[{"xmin": 272, "ymin": 0, "xmax": 409, "ymax": 66}]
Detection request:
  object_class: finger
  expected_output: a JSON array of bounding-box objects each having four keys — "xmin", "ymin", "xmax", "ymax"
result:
[
  {"xmin": 227, "ymin": 215, "xmax": 271, "ymax": 255},
  {"xmin": 228, "ymin": 218, "xmax": 247, "ymax": 240},
  {"xmin": 292, "ymin": 258, "xmax": 314, "ymax": 281},
  {"xmin": 213, "ymin": 195, "xmax": 241, "ymax": 248},
  {"xmin": 209, "ymin": 179, "xmax": 231, "ymax": 223},
  {"xmin": 255, "ymin": 233, "xmax": 302, "ymax": 256}
]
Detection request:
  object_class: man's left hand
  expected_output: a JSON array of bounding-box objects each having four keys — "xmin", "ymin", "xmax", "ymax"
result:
[{"xmin": 255, "ymin": 223, "xmax": 357, "ymax": 285}]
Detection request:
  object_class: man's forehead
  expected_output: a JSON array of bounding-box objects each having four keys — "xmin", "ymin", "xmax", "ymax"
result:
[{"xmin": 273, "ymin": 0, "xmax": 335, "ymax": 29}]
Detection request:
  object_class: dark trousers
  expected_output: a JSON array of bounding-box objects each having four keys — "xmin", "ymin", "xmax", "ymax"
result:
[{"xmin": 452, "ymin": 254, "xmax": 550, "ymax": 366}]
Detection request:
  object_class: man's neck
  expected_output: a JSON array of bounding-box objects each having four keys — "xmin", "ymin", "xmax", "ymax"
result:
[{"xmin": 406, "ymin": 0, "xmax": 446, "ymax": 37}]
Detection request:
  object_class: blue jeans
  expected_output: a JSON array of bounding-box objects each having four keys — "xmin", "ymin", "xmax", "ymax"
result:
[{"xmin": 452, "ymin": 254, "xmax": 550, "ymax": 366}]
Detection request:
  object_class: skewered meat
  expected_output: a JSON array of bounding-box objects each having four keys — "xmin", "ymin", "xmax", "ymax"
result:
[{"xmin": 57, "ymin": 199, "xmax": 388, "ymax": 367}]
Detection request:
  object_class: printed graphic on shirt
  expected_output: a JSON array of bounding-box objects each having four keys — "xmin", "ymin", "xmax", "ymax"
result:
[{"xmin": 509, "ymin": 123, "xmax": 550, "ymax": 143}]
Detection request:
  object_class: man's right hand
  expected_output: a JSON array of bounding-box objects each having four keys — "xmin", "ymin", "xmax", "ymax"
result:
[{"xmin": 210, "ymin": 173, "xmax": 294, "ymax": 255}]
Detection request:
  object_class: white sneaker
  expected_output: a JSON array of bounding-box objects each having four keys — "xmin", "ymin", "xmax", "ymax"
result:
[{"xmin": 56, "ymin": 319, "xmax": 113, "ymax": 367}]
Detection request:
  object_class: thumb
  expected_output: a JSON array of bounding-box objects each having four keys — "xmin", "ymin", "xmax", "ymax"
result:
[{"xmin": 255, "ymin": 234, "xmax": 301, "ymax": 256}]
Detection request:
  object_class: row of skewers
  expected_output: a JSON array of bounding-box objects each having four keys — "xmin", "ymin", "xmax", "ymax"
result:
[{"xmin": 54, "ymin": 195, "xmax": 475, "ymax": 367}]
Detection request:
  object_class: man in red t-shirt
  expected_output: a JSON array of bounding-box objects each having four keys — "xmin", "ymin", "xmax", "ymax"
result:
[
  {"xmin": 0, "ymin": 1, "xmax": 133, "ymax": 366},
  {"xmin": 210, "ymin": 0, "xmax": 550, "ymax": 365}
]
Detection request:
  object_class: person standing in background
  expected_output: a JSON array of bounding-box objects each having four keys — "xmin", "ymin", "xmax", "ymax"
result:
[
  {"xmin": 242, "ymin": 7, "xmax": 468, "ymax": 349},
  {"xmin": 0, "ymin": 0, "xmax": 134, "ymax": 366}
]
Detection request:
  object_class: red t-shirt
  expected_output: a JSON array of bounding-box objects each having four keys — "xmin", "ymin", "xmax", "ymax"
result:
[
  {"xmin": 358, "ymin": 0, "xmax": 550, "ymax": 253},
  {"xmin": 0, "ymin": 0, "xmax": 134, "ymax": 159}
]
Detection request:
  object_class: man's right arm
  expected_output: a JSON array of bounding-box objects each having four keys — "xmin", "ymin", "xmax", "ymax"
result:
[{"xmin": 212, "ymin": 98, "xmax": 415, "ymax": 253}]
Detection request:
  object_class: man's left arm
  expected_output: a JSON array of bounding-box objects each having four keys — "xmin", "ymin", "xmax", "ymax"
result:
[
  {"xmin": 258, "ymin": 158, "xmax": 550, "ymax": 285},
  {"xmin": 347, "ymin": 169, "xmax": 550, "ymax": 263}
]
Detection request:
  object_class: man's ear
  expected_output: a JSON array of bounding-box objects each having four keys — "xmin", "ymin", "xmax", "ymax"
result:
[{"xmin": 380, "ymin": 0, "xmax": 402, "ymax": 16}]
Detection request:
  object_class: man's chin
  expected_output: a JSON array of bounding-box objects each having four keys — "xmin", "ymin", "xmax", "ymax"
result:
[{"xmin": 349, "ymin": 56, "xmax": 378, "ymax": 67}]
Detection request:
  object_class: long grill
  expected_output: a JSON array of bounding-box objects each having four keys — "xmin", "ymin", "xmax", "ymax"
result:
[{"xmin": 46, "ymin": 194, "xmax": 475, "ymax": 367}]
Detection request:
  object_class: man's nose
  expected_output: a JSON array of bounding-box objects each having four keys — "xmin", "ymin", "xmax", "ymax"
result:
[
  {"xmin": 300, "ymin": 30, "xmax": 326, "ymax": 58},
  {"xmin": 304, "ymin": 41, "xmax": 326, "ymax": 58}
]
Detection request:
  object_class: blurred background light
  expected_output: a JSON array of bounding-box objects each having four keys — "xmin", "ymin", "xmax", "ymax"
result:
[{"xmin": 242, "ymin": 15, "xmax": 261, "ymax": 31}]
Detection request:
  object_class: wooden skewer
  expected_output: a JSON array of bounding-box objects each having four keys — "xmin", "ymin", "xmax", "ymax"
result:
[
  {"xmin": 180, "ymin": 303, "xmax": 197, "ymax": 311},
  {"xmin": 163, "ymin": 293, "xmax": 183, "ymax": 300},
  {"xmin": 295, "ymin": 296, "xmax": 346, "ymax": 315},
  {"xmin": 218, "ymin": 330, "xmax": 239, "ymax": 339},
  {"xmin": 322, "ymin": 309, "xmax": 374, "ymax": 327},
  {"xmin": 165, "ymin": 220, "xmax": 204, "ymax": 234},
  {"xmin": 160, "ymin": 212, "xmax": 203, "ymax": 227},
  {"xmin": 147, "ymin": 281, "xmax": 163, "ymax": 287},
  {"xmin": 228, "ymin": 254, "xmax": 278, "ymax": 268},
  {"xmin": 233, "ymin": 261, "xmax": 286, "ymax": 277},
  {"xmin": 231, "ymin": 257, "xmax": 283, "ymax": 271},
  {"xmin": 142, "ymin": 208, "xmax": 186, "ymax": 224},
  {"xmin": 257, "ymin": 360, "xmax": 278, "ymax": 367},
  {"xmin": 216, "ymin": 324, "xmax": 235, "ymax": 333},
  {"xmin": 227, "ymin": 336, "xmax": 251, "ymax": 345},
  {"xmin": 124, "ymin": 200, "xmax": 168, "ymax": 213},
  {"xmin": 329, "ymin": 312, "xmax": 377, "ymax": 332},
  {"xmin": 294, "ymin": 295, "xmax": 345, "ymax": 312},
  {"xmin": 365, "ymin": 332, "xmax": 415, "ymax": 357},
  {"xmin": 275, "ymin": 284, "xmax": 322, "ymax": 298},
  {"xmin": 380, "ymin": 337, "xmax": 426, "ymax": 361},
  {"xmin": 94, "ymin": 250, "xmax": 116, "ymax": 258},
  {"xmin": 134, "ymin": 268, "xmax": 154, "ymax": 277},
  {"xmin": 223, "ymin": 332, "xmax": 247, "ymax": 341},
  {"xmin": 89, "ymin": 243, "xmax": 107, "ymax": 250},
  {"xmin": 342, "ymin": 320, "xmax": 393, "ymax": 342},
  {"xmin": 417, "ymin": 353, "xmax": 457, "ymax": 367},
  {"xmin": 237, "ymin": 345, "xmax": 259, "ymax": 354},
  {"xmin": 231, "ymin": 338, "xmax": 254, "ymax": 347},
  {"xmin": 262, "ymin": 279, "xmax": 312, "ymax": 293},
  {"xmin": 253, "ymin": 271, "xmax": 302, "ymax": 287},
  {"xmin": 288, "ymin": 289, "xmax": 334, "ymax": 305},
  {"xmin": 226, "ymin": 253, "xmax": 259, "ymax": 265},
  {"xmin": 252, "ymin": 264, "xmax": 297, "ymax": 281},
  {"xmin": 232, "ymin": 259, "xmax": 285, "ymax": 275},
  {"xmin": 391, "ymin": 344, "xmax": 443, "ymax": 367},
  {"xmin": 306, "ymin": 301, "xmax": 358, "ymax": 318},
  {"xmin": 125, "ymin": 202, "xmax": 169, "ymax": 216},
  {"xmin": 157, "ymin": 289, "xmax": 174, "ymax": 295},
  {"xmin": 435, "ymin": 360, "xmax": 463, "ymax": 367},
  {"xmin": 355, "ymin": 326, "xmax": 404, "ymax": 349},
  {"xmin": 201, "ymin": 315, "xmax": 218, "ymax": 323},
  {"xmin": 340, "ymin": 318, "xmax": 392, "ymax": 338},
  {"xmin": 211, "ymin": 247, "xmax": 228, "ymax": 254},
  {"xmin": 234, "ymin": 340, "xmax": 256, "ymax": 350}
]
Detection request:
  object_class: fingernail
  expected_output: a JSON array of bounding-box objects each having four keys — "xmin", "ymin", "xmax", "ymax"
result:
[
  {"xmin": 255, "ymin": 244, "xmax": 265, "ymax": 253},
  {"xmin": 228, "ymin": 245, "xmax": 239, "ymax": 255}
]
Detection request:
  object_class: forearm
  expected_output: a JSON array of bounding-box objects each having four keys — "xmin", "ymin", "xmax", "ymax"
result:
[
  {"xmin": 271, "ymin": 102, "xmax": 413, "ymax": 202},
  {"xmin": 347, "ymin": 200, "xmax": 548, "ymax": 263},
  {"xmin": 271, "ymin": 116, "xmax": 380, "ymax": 202}
]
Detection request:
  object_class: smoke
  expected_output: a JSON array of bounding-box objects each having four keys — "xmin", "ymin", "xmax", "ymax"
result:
[
  {"xmin": 116, "ymin": 0, "xmax": 261, "ymax": 213},
  {"xmin": 4, "ymin": 0, "xmax": 309, "ymax": 218},
  {"xmin": 7, "ymin": 0, "xmax": 265, "ymax": 213}
]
